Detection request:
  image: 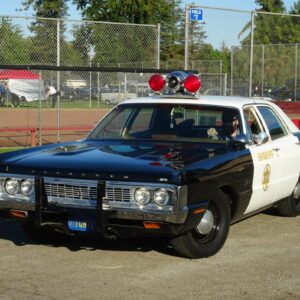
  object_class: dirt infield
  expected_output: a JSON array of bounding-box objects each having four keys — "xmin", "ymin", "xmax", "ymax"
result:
[{"xmin": 0, "ymin": 108, "xmax": 110, "ymax": 147}]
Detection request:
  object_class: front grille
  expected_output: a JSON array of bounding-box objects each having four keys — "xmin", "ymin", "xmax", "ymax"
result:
[
  {"xmin": 43, "ymin": 177, "xmax": 176, "ymax": 209},
  {"xmin": 105, "ymin": 187, "xmax": 131, "ymax": 202},
  {"xmin": 44, "ymin": 177, "xmax": 98, "ymax": 207},
  {"xmin": 44, "ymin": 183, "xmax": 97, "ymax": 201}
]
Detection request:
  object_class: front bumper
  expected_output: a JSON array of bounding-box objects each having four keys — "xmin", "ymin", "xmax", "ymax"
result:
[{"xmin": 0, "ymin": 174, "xmax": 190, "ymax": 225}]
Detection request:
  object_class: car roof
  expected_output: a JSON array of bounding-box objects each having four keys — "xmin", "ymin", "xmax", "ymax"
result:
[{"xmin": 120, "ymin": 95, "xmax": 272, "ymax": 110}]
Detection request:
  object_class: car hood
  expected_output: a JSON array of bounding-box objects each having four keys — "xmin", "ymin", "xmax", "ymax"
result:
[{"xmin": 0, "ymin": 139, "xmax": 228, "ymax": 184}]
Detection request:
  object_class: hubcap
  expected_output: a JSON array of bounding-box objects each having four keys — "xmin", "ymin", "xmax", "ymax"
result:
[{"xmin": 196, "ymin": 209, "xmax": 214, "ymax": 235}]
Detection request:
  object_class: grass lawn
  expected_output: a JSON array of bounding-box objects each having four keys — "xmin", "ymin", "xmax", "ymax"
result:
[
  {"xmin": 0, "ymin": 99, "xmax": 113, "ymax": 109},
  {"xmin": 0, "ymin": 147, "xmax": 25, "ymax": 154}
]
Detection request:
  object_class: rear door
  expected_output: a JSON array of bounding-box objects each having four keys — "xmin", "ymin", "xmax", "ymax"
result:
[{"xmin": 256, "ymin": 105, "xmax": 300, "ymax": 201}]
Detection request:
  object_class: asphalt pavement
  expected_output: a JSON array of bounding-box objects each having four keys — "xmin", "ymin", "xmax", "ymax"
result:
[{"xmin": 0, "ymin": 211, "xmax": 299, "ymax": 300}]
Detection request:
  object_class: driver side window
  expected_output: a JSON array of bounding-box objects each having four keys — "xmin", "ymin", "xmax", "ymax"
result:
[{"xmin": 244, "ymin": 107, "xmax": 265, "ymax": 142}]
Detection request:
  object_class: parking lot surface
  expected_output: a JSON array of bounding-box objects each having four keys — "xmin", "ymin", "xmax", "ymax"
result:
[{"xmin": 0, "ymin": 212, "xmax": 299, "ymax": 300}]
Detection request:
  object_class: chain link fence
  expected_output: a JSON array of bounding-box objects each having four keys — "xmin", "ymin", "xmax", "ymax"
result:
[
  {"xmin": 185, "ymin": 5, "xmax": 300, "ymax": 98},
  {"xmin": 0, "ymin": 15, "xmax": 159, "ymax": 110},
  {"xmin": 0, "ymin": 15, "xmax": 159, "ymax": 148},
  {"xmin": 1, "ymin": 8, "xmax": 300, "ymax": 147},
  {"xmin": 0, "ymin": 16, "xmax": 159, "ymax": 67},
  {"xmin": 232, "ymin": 43, "xmax": 300, "ymax": 99},
  {"xmin": 0, "ymin": 67, "xmax": 156, "ymax": 147}
]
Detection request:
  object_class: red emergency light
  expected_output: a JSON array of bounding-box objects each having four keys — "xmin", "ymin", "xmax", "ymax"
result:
[
  {"xmin": 148, "ymin": 74, "xmax": 165, "ymax": 92},
  {"xmin": 184, "ymin": 74, "xmax": 202, "ymax": 93}
]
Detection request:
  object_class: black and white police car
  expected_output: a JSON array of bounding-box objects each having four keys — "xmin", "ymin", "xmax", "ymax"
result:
[{"xmin": 0, "ymin": 71, "xmax": 299, "ymax": 258}]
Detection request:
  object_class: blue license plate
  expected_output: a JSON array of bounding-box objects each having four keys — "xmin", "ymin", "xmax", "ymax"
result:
[{"xmin": 68, "ymin": 219, "xmax": 96, "ymax": 232}]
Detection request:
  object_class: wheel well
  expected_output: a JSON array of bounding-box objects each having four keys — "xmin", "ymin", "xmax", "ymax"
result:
[{"xmin": 219, "ymin": 185, "xmax": 238, "ymax": 220}]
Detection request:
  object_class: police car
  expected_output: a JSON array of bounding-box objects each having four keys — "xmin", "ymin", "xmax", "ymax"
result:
[{"xmin": 0, "ymin": 72, "xmax": 299, "ymax": 259}]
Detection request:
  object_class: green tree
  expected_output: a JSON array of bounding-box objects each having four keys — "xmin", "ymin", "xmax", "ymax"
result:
[
  {"xmin": 22, "ymin": 0, "xmax": 69, "ymax": 64},
  {"xmin": 255, "ymin": 0, "xmax": 285, "ymax": 13},
  {"xmin": 22, "ymin": 0, "xmax": 68, "ymax": 18},
  {"xmin": 72, "ymin": 0, "xmax": 185, "ymax": 64},
  {"xmin": 290, "ymin": 1, "xmax": 300, "ymax": 13},
  {"xmin": 239, "ymin": 0, "xmax": 291, "ymax": 45},
  {"xmin": 0, "ymin": 18, "xmax": 29, "ymax": 64},
  {"xmin": 71, "ymin": 23, "xmax": 93, "ymax": 66}
]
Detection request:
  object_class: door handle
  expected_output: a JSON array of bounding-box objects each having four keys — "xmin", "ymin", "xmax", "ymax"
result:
[{"xmin": 272, "ymin": 148, "xmax": 280, "ymax": 152}]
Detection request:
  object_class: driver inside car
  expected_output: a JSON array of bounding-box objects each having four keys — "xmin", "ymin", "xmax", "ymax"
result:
[{"xmin": 207, "ymin": 114, "xmax": 240, "ymax": 140}]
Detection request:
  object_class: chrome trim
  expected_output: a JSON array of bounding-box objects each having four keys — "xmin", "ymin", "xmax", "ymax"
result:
[
  {"xmin": 104, "ymin": 181, "xmax": 177, "ymax": 213},
  {"xmin": 43, "ymin": 177, "xmax": 188, "ymax": 223},
  {"xmin": 44, "ymin": 177, "xmax": 98, "ymax": 208},
  {"xmin": 0, "ymin": 173, "xmax": 35, "ymax": 207},
  {"xmin": 0, "ymin": 174, "xmax": 189, "ymax": 224}
]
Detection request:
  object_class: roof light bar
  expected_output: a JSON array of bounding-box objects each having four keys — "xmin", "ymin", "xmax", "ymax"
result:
[{"xmin": 148, "ymin": 71, "xmax": 201, "ymax": 95}]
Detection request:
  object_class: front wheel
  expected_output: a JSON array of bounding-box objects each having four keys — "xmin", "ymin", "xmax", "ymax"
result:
[
  {"xmin": 277, "ymin": 181, "xmax": 300, "ymax": 217},
  {"xmin": 171, "ymin": 190, "xmax": 231, "ymax": 259}
]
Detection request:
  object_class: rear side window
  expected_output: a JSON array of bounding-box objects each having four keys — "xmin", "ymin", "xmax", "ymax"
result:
[{"xmin": 257, "ymin": 106, "xmax": 286, "ymax": 140}]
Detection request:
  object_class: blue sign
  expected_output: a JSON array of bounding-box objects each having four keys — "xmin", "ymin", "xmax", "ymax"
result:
[{"xmin": 190, "ymin": 9, "xmax": 203, "ymax": 21}]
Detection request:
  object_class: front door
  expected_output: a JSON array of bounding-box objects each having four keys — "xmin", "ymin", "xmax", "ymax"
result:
[{"xmin": 243, "ymin": 106, "xmax": 281, "ymax": 214}]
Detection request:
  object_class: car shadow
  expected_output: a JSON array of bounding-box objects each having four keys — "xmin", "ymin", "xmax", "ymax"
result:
[
  {"xmin": 0, "ymin": 219, "xmax": 178, "ymax": 257},
  {"xmin": 263, "ymin": 206, "xmax": 282, "ymax": 217}
]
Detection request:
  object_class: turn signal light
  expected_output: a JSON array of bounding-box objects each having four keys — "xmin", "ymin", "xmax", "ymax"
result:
[{"xmin": 143, "ymin": 221, "xmax": 161, "ymax": 229}]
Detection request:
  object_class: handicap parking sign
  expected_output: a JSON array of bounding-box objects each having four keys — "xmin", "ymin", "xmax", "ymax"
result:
[{"xmin": 190, "ymin": 9, "xmax": 203, "ymax": 21}]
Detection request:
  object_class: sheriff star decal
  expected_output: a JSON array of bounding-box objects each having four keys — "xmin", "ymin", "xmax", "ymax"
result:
[{"xmin": 262, "ymin": 164, "xmax": 271, "ymax": 191}]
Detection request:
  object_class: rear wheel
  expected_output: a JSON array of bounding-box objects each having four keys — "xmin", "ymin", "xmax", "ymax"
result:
[
  {"xmin": 277, "ymin": 181, "xmax": 300, "ymax": 217},
  {"xmin": 171, "ymin": 190, "xmax": 231, "ymax": 259}
]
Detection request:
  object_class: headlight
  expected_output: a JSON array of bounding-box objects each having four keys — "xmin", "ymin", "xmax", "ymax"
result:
[
  {"xmin": 134, "ymin": 188, "xmax": 151, "ymax": 205},
  {"xmin": 5, "ymin": 179, "xmax": 19, "ymax": 195},
  {"xmin": 21, "ymin": 179, "xmax": 34, "ymax": 196},
  {"xmin": 154, "ymin": 189, "xmax": 170, "ymax": 206}
]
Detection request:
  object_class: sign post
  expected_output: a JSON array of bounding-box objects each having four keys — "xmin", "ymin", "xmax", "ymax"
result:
[{"xmin": 185, "ymin": 7, "xmax": 204, "ymax": 70}]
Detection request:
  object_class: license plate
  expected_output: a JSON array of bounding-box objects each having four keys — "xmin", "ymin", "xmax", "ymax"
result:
[{"xmin": 68, "ymin": 219, "xmax": 96, "ymax": 232}]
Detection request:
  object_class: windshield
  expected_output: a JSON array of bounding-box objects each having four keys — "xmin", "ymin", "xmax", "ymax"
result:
[{"xmin": 88, "ymin": 103, "xmax": 241, "ymax": 143}]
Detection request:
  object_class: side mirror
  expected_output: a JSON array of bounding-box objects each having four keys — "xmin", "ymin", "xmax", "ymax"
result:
[
  {"xmin": 254, "ymin": 131, "xmax": 268, "ymax": 145},
  {"xmin": 233, "ymin": 133, "xmax": 249, "ymax": 144},
  {"xmin": 232, "ymin": 133, "xmax": 249, "ymax": 150}
]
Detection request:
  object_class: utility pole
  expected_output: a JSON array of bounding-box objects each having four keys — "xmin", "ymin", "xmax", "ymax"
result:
[{"xmin": 184, "ymin": 4, "xmax": 190, "ymax": 70}]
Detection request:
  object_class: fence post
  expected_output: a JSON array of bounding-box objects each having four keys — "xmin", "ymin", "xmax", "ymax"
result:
[
  {"xmin": 124, "ymin": 73, "xmax": 127, "ymax": 100},
  {"xmin": 97, "ymin": 62, "xmax": 100, "ymax": 107},
  {"xmin": 157, "ymin": 23, "xmax": 161, "ymax": 69},
  {"xmin": 89, "ymin": 61, "xmax": 92, "ymax": 108},
  {"xmin": 249, "ymin": 11, "xmax": 255, "ymax": 98},
  {"xmin": 295, "ymin": 43, "xmax": 298, "ymax": 101},
  {"xmin": 184, "ymin": 4, "xmax": 190, "ymax": 70},
  {"xmin": 224, "ymin": 73, "xmax": 228, "ymax": 96},
  {"xmin": 230, "ymin": 46, "xmax": 233, "ymax": 96},
  {"xmin": 261, "ymin": 44, "xmax": 265, "ymax": 98},
  {"xmin": 38, "ymin": 70, "xmax": 42, "ymax": 146},
  {"xmin": 56, "ymin": 19, "xmax": 61, "ymax": 142}
]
